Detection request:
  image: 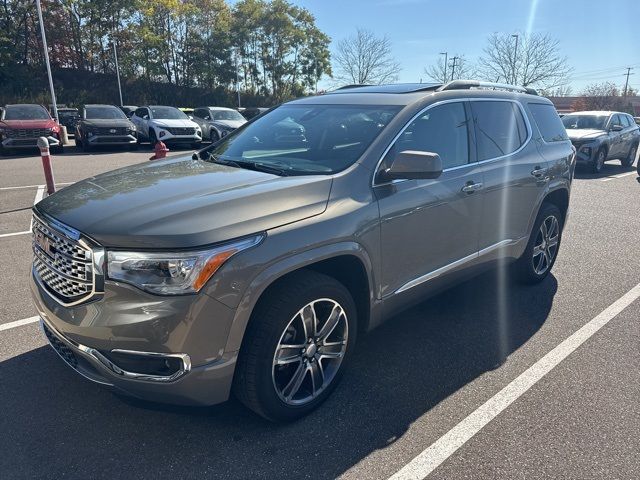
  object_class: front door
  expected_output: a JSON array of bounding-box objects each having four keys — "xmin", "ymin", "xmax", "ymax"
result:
[{"xmin": 374, "ymin": 101, "xmax": 483, "ymax": 297}]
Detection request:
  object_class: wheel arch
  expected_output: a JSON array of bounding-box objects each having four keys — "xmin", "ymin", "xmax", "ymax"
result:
[{"xmin": 224, "ymin": 243, "xmax": 375, "ymax": 354}]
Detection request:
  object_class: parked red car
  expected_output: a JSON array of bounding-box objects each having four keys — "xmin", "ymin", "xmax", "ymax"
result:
[{"xmin": 0, "ymin": 104, "xmax": 63, "ymax": 155}]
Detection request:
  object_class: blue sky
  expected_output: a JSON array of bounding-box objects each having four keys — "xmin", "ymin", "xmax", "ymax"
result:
[{"xmin": 291, "ymin": 0, "xmax": 640, "ymax": 93}]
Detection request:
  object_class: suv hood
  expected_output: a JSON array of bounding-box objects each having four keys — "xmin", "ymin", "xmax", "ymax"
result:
[
  {"xmin": 566, "ymin": 129, "xmax": 606, "ymax": 141},
  {"xmin": 211, "ymin": 119, "xmax": 246, "ymax": 129},
  {"xmin": 151, "ymin": 118, "xmax": 198, "ymax": 129},
  {"xmin": 0, "ymin": 119, "xmax": 58, "ymax": 129},
  {"xmin": 82, "ymin": 119, "xmax": 134, "ymax": 128},
  {"xmin": 35, "ymin": 156, "xmax": 332, "ymax": 249}
]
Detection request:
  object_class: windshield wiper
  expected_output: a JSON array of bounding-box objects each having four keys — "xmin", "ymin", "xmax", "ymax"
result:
[{"xmin": 201, "ymin": 153, "xmax": 288, "ymax": 176}]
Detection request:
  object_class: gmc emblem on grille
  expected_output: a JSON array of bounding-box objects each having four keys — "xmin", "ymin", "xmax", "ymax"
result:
[{"xmin": 34, "ymin": 231, "xmax": 55, "ymax": 259}]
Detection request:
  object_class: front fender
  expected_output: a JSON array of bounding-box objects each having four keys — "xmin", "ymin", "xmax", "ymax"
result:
[{"xmin": 223, "ymin": 241, "xmax": 375, "ymax": 353}]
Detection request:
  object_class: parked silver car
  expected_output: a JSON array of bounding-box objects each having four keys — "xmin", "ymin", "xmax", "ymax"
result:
[
  {"xmin": 192, "ymin": 106, "xmax": 247, "ymax": 142},
  {"xmin": 31, "ymin": 81, "xmax": 574, "ymax": 421}
]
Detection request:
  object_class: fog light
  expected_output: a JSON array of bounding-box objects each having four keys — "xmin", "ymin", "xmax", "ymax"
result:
[
  {"xmin": 102, "ymin": 350, "xmax": 183, "ymax": 376},
  {"xmin": 158, "ymin": 130, "xmax": 166, "ymax": 138}
]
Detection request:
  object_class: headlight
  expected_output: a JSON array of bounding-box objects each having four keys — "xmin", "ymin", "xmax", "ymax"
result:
[
  {"xmin": 579, "ymin": 145, "xmax": 592, "ymax": 156},
  {"xmin": 106, "ymin": 235, "xmax": 263, "ymax": 295}
]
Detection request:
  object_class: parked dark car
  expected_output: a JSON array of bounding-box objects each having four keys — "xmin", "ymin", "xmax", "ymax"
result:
[
  {"xmin": 118, "ymin": 105, "xmax": 138, "ymax": 118},
  {"xmin": 75, "ymin": 104, "xmax": 137, "ymax": 151},
  {"xmin": 32, "ymin": 80, "xmax": 574, "ymax": 421},
  {"xmin": 242, "ymin": 107, "xmax": 269, "ymax": 120},
  {"xmin": 0, "ymin": 104, "xmax": 63, "ymax": 155},
  {"xmin": 562, "ymin": 111, "xmax": 639, "ymax": 172},
  {"xmin": 56, "ymin": 107, "xmax": 79, "ymax": 136}
]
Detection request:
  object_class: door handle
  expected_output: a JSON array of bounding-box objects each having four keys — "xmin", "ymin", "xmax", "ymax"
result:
[
  {"xmin": 461, "ymin": 182, "xmax": 483, "ymax": 193},
  {"xmin": 531, "ymin": 167, "xmax": 547, "ymax": 177}
]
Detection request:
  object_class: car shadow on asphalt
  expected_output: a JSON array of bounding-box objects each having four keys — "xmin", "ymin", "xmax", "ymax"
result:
[
  {"xmin": 573, "ymin": 161, "xmax": 636, "ymax": 180},
  {"xmin": 0, "ymin": 269, "xmax": 557, "ymax": 479}
]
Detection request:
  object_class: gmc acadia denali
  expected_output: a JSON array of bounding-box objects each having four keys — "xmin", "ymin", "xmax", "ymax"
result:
[{"xmin": 31, "ymin": 81, "xmax": 575, "ymax": 421}]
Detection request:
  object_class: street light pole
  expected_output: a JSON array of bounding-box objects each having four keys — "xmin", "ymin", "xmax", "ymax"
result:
[
  {"xmin": 35, "ymin": 0, "xmax": 58, "ymax": 122},
  {"xmin": 439, "ymin": 52, "xmax": 448, "ymax": 83},
  {"xmin": 511, "ymin": 34, "xmax": 519, "ymax": 85},
  {"xmin": 111, "ymin": 41, "xmax": 123, "ymax": 106}
]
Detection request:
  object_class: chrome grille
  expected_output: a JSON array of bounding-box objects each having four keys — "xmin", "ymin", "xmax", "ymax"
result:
[
  {"xmin": 94, "ymin": 127, "xmax": 129, "ymax": 135},
  {"xmin": 7, "ymin": 128, "xmax": 52, "ymax": 138},
  {"xmin": 166, "ymin": 127, "xmax": 195, "ymax": 135},
  {"xmin": 32, "ymin": 215, "xmax": 94, "ymax": 303}
]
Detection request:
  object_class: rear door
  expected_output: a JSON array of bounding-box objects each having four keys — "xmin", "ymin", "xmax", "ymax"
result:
[
  {"xmin": 375, "ymin": 101, "xmax": 483, "ymax": 297},
  {"xmin": 607, "ymin": 114, "xmax": 624, "ymax": 158},
  {"xmin": 472, "ymin": 99, "xmax": 543, "ymax": 249}
]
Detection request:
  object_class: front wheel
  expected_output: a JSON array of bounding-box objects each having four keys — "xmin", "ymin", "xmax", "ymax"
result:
[
  {"xmin": 513, "ymin": 203, "xmax": 563, "ymax": 284},
  {"xmin": 591, "ymin": 148, "xmax": 606, "ymax": 173},
  {"xmin": 621, "ymin": 143, "xmax": 638, "ymax": 168},
  {"xmin": 234, "ymin": 271, "xmax": 357, "ymax": 422},
  {"xmin": 149, "ymin": 129, "xmax": 157, "ymax": 149}
]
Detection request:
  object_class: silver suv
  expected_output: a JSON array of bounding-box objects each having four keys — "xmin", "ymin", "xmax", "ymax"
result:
[{"xmin": 31, "ymin": 81, "xmax": 575, "ymax": 421}]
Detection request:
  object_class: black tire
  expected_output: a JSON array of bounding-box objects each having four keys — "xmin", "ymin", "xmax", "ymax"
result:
[
  {"xmin": 621, "ymin": 142, "xmax": 638, "ymax": 168},
  {"xmin": 149, "ymin": 129, "xmax": 157, "ymax": 149},
  {"xmin": 209, "ymin": 129, "xmax": 219, "ymax": 143},
  {"xmin": 81, "ymin": 137, "xmax": 91, "ymax": 152},
  {"xmin": 234, "ymin": 270, "xmax": 357, "ymax": 422},
  {"xmin": 513, "ymin": 203, "xmax": 563, "ymax": 284},
  {"xmin": 128, "ymin": 143, "xmax": 139, "ymax": 151},
  {"xmin": 590, "ymin": 148, "xmax": 606, "ymax": 173},
  {"xmin": 52, "ymin": 145, "xmax": 64, "ymax": 155},
  {"xmin": 191, "ymin": 142, "xmax": 202, "ymax": 150}
]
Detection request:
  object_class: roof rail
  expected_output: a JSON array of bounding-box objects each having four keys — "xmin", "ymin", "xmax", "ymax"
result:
[
  {"xmin": 335, "ymin": 84, "xmax": 372, "ymax": 90},
  {"xmin": 437, "ymin": 80, "xmax": 538, "ymax": 96}
]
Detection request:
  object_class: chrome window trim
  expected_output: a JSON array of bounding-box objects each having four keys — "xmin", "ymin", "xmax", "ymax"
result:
[
  {"xmin": 40, "ymin": 318, "xmax": 191, "ymax": 383},
  {"xmin": 394, "ymin": 239, "xmax": 515, "ymax": 294},
  {"xmin": 372, "ymin": 97, "xmax": 533, "ymax": 186},
  {"xmin": 32, "ymin": 211, "xmax": 105, "ymax": 307}
]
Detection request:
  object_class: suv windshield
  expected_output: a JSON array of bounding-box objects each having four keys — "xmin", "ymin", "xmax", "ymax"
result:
[
  {"xmin": 205, "ymin": 104, "xmax": 401, "ymax": 175},
  {"xmin": 562, "ymin": 115, "xmax": 609, "ymax": 130},
  {"xmin": 151, "ymin": 106, "xmax": 188, "ymax": 120},
  {"xmin": 3, "ymin": 105, "xmax": 50, "ymax": 120},
  {"xmin": 212, "ymin": 110, "xmax": 245, "ymax": 121},
  {"xmin": 85, "ymin": 106, "xmax": 127, "ymax": 120}
]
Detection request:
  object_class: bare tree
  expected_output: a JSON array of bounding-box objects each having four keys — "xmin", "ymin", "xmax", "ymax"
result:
[
  {"xmin": 424, "ymin": 54, "xmax": 475, "ymax": 83},
  {"xmin": 478, "ymin": 32, "xmax": 571, "ymax": 89},
  {"xmin": 332, "ymin": 28, "xmax": 400, "ymax": 85},
  {"xmin": 574, "ymin": 82, "xmax": 637, "ymax": 112}
]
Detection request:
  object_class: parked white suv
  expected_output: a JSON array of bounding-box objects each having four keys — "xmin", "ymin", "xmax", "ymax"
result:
[
  {"xmin": 131, "ymin": 105, "xmax": 202, "ymax": 148},
  {"xmin": 192, "ymin": 106, "xmax": 247, "ymax": 142}
]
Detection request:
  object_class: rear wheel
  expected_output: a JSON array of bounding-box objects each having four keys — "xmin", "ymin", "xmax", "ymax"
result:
[
  {"xmin": 621, "ymin": 143, "xmax": 638, "ymax": 168},
  {"xmin": 234, "ymin": 271, "xmax": 357, "ymax": 422},
  {"xmin": 591, "ymin": 148, "xmax": 606, "ymax": 173},
  {"xmin": 514, "ymin": 203, "xmax": 563, "ymax": 284}
]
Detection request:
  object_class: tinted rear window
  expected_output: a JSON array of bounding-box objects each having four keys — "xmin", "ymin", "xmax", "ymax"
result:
[
  {"xmin": 529, "ymin": 103, "xmax": 568, "ymax": 142},
  {"xmin": 471, "ymin": 101, "xmax": 528, "ymax": 161}
]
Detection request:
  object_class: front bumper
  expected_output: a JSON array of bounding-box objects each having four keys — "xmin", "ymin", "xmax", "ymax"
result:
[
  {"xmin": 31, "ymin": 266, "xmax": 239, "ymax": 406},
  {"xmin": 2, "ymin": 135, "xmax": 60, "ymax": 149},
  {"xmin": 571, "ymin": 142, "xmax": 597, "ymax": 164},
  {"xmin": 155, "ymin": 129, "xmax": 202, "ymax": 145},
  {"xmin": 86, "ymin": 133, "xmax": 137, "ymax": 146}
]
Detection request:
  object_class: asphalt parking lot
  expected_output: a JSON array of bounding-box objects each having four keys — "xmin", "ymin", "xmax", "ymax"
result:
[{"xmin": 1, "ymin": 145, "xmax": 639, "ymax": 479}]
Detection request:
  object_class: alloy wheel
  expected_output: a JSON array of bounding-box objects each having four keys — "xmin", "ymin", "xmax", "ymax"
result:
[
  {"xmin": 272, "ymin": 298, "xmax": 348, "ymax": 406},
  {"xmin": 532, "ymin": 215, "xmax": 559, "ymax": 275}
]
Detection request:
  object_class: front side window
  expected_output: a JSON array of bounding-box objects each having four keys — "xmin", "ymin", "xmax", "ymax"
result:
[
  {"xmin": 85, "ymin": 106, "xmax": 127, "ymax": 120},
  {"xmin": 529, "ymin": 103, "xmax": 568, "ymax": 142},
  {"xmin": 3, "ymin": 105, "xmax": 50, "ymax": 120},
  {"xmin": 204, "ymin": 104, "xmax": 401, "ymax": 175},
  {"xmin": 472, "ymin": 101, "xmax": 527, "ymax": 160},
  {"xmin": 388, "ymin": 102, "xmax": 470, "ymax": 170},
  {"xmin": 150, "ymin": 107, "xmax": 188, "ymax": 120}
]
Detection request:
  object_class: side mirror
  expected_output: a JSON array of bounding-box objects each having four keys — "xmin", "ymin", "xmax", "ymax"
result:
[
  {"xmin": 143, "ymin": 115, "xmax": 149, "ymax": 120},
  {"xmin": 611, "ymin": 124, "xmax": 623, "ymax": 132},
  {"xmin": 381, "ymin": 150, "xmax": 443, "ymax": 181},
  {"xmin": 204, "ymin": 115, "xmax": 211, "ymax": 121},
  {"xmin": 189, "ymin": 115, "xmax": 194, "ymax": 120}
]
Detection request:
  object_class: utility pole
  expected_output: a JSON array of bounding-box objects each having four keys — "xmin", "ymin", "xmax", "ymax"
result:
[
  {"xmin": 450, "ymin": 56, "xmax": 459, "ymax": 81},
  {"xmin": 439, "ymin": 52, "xmax": 448, "ymax": 83},
  {"xmin": 235, "ymin": 49, "xmax": 241, "ymax": 109},
  {"xmin": 623, "ymin": 67, "xmax": 634, "ymax": 96},
  {"xmin": 111, "ymin": 41, "xmax": 123, "ymax": 106},
  {"xmin": 511, "ymin": 34, "xmax": 519, "ymax": 85},
  {"xmin": 35, "ymin": 0, "xmax": 58, "ymax": 121}
]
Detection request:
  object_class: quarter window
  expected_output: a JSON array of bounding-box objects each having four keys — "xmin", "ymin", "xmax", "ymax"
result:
[
  {"xmin": 389, "ymin": 102, "xmax": 470, "ymax": 170},
  {"xmin": 529, "ymin": 103, "xmax": 568, "ymax": 143},
  {"xmin": 471, "ymin": 101, "xmax": 528, "ymax": 160}
]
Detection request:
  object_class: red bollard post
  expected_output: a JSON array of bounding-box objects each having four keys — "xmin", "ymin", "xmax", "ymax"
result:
[{"xmin": 38, "ymin": 137, "xmax": 56, "ymax": 195}]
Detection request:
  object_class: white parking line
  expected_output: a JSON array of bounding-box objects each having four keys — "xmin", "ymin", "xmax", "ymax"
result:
[
  {"xmin": 601, "ymin": 171, "xmax": 637, "ymax": 182},
  {"xmin": 0, "ymin": 182, "xmax": 72, "ymax": 191},
  {"xmin": 0, "ymin": 185, "xmax": 44, "ymax": 239},
  {"xmin": 389, "ymin": 281, "xmax": 640, "ymax": 480},
  {"xmin": 0, "ymin": 230, "xmax": 31, "ymax": 238},
  {"xmin": 0, "ymin": 316, "xmax": 39, "ymax": 332}
]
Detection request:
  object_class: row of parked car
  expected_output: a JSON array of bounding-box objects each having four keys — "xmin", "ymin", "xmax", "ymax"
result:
[{"xmin": 0, "ymin": 103, "xmax": 269, "ymax": 155}]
